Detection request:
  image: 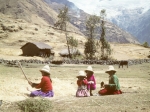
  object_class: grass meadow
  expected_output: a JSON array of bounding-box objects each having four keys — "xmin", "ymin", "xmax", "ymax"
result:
[{"xmin": 0, "ymin": 63, "xmax": 150, "ymax": 112}]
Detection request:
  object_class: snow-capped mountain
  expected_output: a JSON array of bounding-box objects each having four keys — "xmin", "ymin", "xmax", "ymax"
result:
[
  {"xmin": 68, "ymin": 0, "xmax": 150, "ymax": 44},
  {"xmin": 108, "ymin": 7, "xmax": 150, "ymax": 44},
  {"xmin": 128, "ymin": 9, "xmax": 150, "ymax": 44},
  {"xmin": 108, "ymin": 7, "xmax": 144, "ymax": 30}
]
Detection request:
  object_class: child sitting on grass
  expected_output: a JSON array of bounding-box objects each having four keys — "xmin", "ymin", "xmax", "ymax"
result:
[{"xmin": 76, "ymin": 71, "xmax": 90, "ymax": 97}]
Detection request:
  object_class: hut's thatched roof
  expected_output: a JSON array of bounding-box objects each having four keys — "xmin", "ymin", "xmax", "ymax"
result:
[
  {"xmin": 21, "ymin": 42, "xmax": 53, "ymax": 49},
  {"xmin": 59, "ymin": 49, "xmax": 81, "ymax": 56}
]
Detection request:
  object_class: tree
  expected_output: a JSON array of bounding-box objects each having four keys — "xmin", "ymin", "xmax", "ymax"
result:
[
  {"xmin": 84, "ymin": 15, "xmax": 99, "ymax": 59},
  {"xmin": 68, "ymin": 36, "xmax": 78, "ymax": 48},
  {"xmin": 98, "ymin": 9, "xmax": 112, "ymax": 60},
  {"xmin": 84, "ymin": 37, "xmax": 96, "ymax": 59},
  {"xmin": 54, "ymin": 6, "xmax": 71, "ymax": 58},
  {"xmin": 68, "ymin": 36, "xmax": 79, "ymax": 58}
]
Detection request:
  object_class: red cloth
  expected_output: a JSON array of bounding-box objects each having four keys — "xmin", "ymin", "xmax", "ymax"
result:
[
  {"xmin": 99, "ymin": 88, "xmax": 122, "ymax": 95},
  {"xmin": 77, "ymin": 79, "xmax": 88, "ymax": 86},
  {"xmin": 35, "ymin": 76, "xmax": 52, "ymax": 93}
]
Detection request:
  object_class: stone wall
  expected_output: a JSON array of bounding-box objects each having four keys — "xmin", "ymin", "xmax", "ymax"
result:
[{"xmin": 0, "ymin": 58, "xmax": 150, "ymax": 67}]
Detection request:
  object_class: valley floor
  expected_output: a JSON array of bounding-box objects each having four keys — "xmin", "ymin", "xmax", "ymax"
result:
[{"xmin": 0, "ymin": 63, "xmax": 150, "ymax": 112}]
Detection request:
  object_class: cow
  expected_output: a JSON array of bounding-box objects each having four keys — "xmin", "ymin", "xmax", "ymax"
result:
[{"xmin": 119, "ymin": 60, "xmax": 128, "ymax": 68}]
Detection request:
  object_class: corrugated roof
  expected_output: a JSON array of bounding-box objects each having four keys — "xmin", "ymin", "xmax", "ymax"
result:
[{"xmin": 21, "ymin": 42, "xmax": 53, "ymax": 49}]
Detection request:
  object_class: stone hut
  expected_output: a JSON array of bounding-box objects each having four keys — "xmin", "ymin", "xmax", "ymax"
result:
[{"xmin": 20, "ymin": 42, "xmax": 54, "ymax": 57}]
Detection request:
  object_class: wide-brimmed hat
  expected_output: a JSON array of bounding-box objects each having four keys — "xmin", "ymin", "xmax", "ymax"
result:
[
  {"xmin": 85, "ymin": 66, "xmax": 94, "ymax": 73},
  {"xmin": 40, "ymin": 65, "xmax": 50, "ymax": 74},
  {"xmin": 105, "ymin": 65, "xmax": 116, "ymax": 73},
  {"xmin": 77, "ymin": 71, "xmax": 86, "ymax": 78}
]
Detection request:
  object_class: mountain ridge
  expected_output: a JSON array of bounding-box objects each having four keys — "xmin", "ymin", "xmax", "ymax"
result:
[
  {"xmin": 44, "ymin": 0, "xmax": 139, "ymax": 44},
  {"xmin": 0, "ymin": 0, "xmax": 140, "ymax": 44}
]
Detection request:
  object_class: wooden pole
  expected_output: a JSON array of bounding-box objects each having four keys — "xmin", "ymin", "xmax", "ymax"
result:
[{"xmin": 18, "ymin": 61, "xmax": 29, "ymax": 81}]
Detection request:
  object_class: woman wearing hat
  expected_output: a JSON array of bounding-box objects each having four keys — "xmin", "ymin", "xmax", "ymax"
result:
[
  {"xmin": 85, "ymin": 66, "xmax": 96, "ymax": 96},
  {"xmin": 98, "ymin": 65, "xmax": 122, "ymax": 95},
  {"xmin": 28, "ymin": 65, "xmax": 54, "ymax": 97},
  {"xmin": 76, "ymin": 71, "xmax": 90, "ymax": 97}
]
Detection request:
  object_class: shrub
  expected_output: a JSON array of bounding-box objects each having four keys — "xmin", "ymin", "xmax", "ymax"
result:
[
  {"xmin": 142, "ymin": 42, "xmax": 149, "ymax": 48},
  {"xmin": 18, "ymin": 98, "xmax": 53, "ymax": 112}
]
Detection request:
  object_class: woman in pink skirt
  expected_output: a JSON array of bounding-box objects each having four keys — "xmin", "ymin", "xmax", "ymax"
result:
[{"xmin": 76, "ymin": 71, "xmax": 90, "ymax": 97}]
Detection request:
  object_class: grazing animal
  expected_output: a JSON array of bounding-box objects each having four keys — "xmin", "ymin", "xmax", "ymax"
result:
[{"xmin": 119, "ymin": 60, "xmax": 128, "ymax": 68}]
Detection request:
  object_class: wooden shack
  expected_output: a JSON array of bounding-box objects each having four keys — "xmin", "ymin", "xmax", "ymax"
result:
[{"xmin": 20, "ymin": 42, "xmax": 54, "ymax": 57}]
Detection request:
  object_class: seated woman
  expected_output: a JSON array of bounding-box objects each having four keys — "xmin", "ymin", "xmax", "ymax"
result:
[
  {"xmin": 85, "ymin": 66, "xmax": 96, "ymax": 96},
  {"xmin": 76, "ymin": 71, "xmax": 90, "ymax": 97},
  {"xmin": 98, "ymin": 65, "xmax": 122, "ymax": 95},
  {"xmin": 28, "ymin": 65, "xmax": 54, "ymax": 97}
]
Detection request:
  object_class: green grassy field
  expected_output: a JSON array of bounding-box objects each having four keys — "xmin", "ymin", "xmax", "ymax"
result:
[{"xmin": 0, "ymin": 63, "xmax": 150, "ymax": 112}]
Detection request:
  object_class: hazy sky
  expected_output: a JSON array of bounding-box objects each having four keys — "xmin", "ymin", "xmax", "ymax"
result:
[{"xmin": 68, "ymin": 0, "xmax": 150, "ymax": 17}]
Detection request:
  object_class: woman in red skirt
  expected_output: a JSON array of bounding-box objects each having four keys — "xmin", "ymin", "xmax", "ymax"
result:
[{"xmin": 98, "ymin": 65, "xmax": 122, "ymax": 95}]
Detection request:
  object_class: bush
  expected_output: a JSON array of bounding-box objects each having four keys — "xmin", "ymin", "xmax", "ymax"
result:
[
  {"xmin": 18, "ymin": 98, "xmax": 53, "ymax": 112},
  {"xmin": 142, "ymin": 42, "xmax": 149, "ymax": 48}
]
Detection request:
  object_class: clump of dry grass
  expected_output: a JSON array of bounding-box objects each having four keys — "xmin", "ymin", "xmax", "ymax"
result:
[{"xmin": 17, "ymin": 98, "xmax": 53, "ymax": 112}]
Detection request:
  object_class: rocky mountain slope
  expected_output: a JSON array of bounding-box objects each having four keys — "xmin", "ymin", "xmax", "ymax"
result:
[
  {"xmin": 0, "ymin": 0, "xmax": 82, "ymax": 34},
  {"xmin": 0, "ymin": 0, "xmax": 139, "ymax": 44},
  {"xmin": 44, "ymin": 0, "xmax": 139, "ymax": 44},
  {"xmin": 0, "ymin": 0, "xmax": 56, "ymax": 25}
]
